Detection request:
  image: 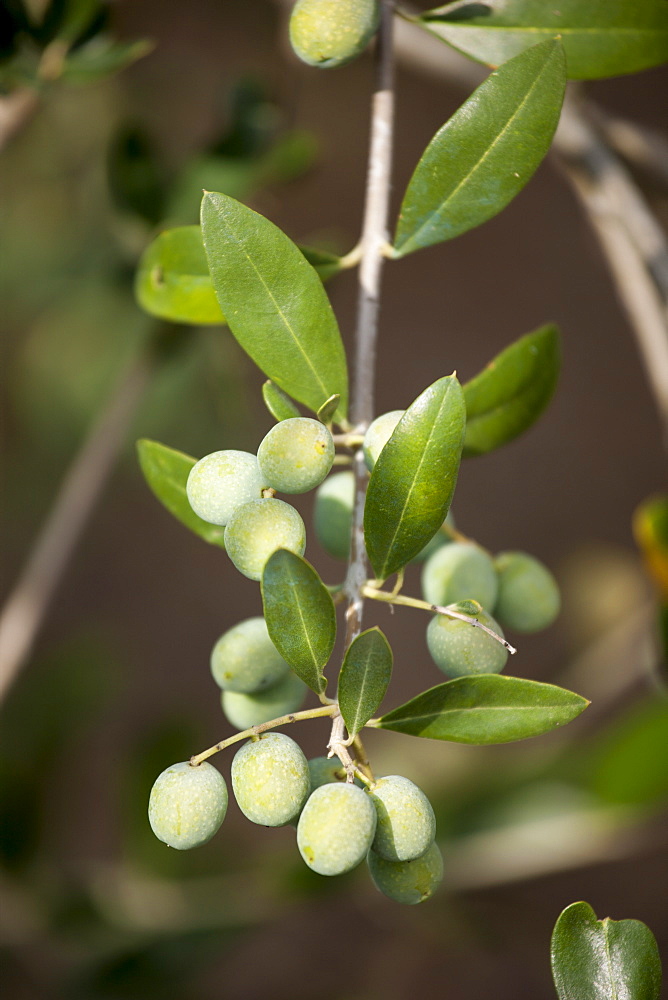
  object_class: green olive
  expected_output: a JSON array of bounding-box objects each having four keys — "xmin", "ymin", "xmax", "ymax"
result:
[{"xmin": 289, "ymin": 0, "xmax": 381, "ymax": 70}]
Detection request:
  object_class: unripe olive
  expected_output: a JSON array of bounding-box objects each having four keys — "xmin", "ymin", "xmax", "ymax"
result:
[
  {"xmin": 297, "ymin": 782, "xmax": 377, "ymax": 875},
  {"xmin": 367, "ymin": 841, "xmax": 443, "ymax": 904},
  {"xmin": 231, "ymin": 732, "xmax": 310, "ymax": 826},
  {"xmin": 426, "ymin": 607, "xmax": 508, "ymax": 677},
  {"xmin": 186, "ymin": 450, "xmax": 267, "ymax": 526},
  {"xmin": 289, "ymin": 0, "xmax": 380, "ymax": 70},
  {"xmin": 362, "ymin": 409, "xmax": 404, "ymax": 471},
  {"xmin": 257, "ymin": 417, "xmax": 335, "ymax": 494},
  {"xmin": 221, "ymin": 671, "xmax": 307, "ymax": 730},
  {"xmin": 313, "ymin": 470, "xmax": 354, "ymax": 559},
  {"xmin": 494, "ymin": 551, "xmax": 561, "ymax": 633},
  {"xmin": 210, "ymin": 616, "xmax": 288, "ymax": 694},
  {"xmin": 367, "ymin": 775, "xmax": 436, "ymax": 862},
  {"xmin": 421, "ymin": 541, "xmax": 498, "ymax": 610},
  {"xmin": 148, "ymin": 761, "xmax": 228, "ymax": 850},
  {"xmin": 307, "ymin": 756, "xmax": 363, "ymax": 792},
  {"xmin": 224, "ymin": 498, "xmax": 306, "ymax": 580}
]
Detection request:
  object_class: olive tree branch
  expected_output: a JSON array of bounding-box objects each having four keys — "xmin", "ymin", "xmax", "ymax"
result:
[
  {"xmin": 189, "ymin": 703, "xmax": 336, "ymax": 766},
  {"xmin": 0, "ymin": 347, "xmax": 155, "ymax": 705},
  {"xmin": 362, "ymin": 584, "xmax": 517, "ymax": 654}
]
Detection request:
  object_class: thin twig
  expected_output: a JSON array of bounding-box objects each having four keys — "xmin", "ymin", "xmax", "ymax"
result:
[
  {"xmin": 190, "ymin": 704, "xmax": 336, "ymax": 765},
  {"xmin": 0, "ymin": 351, "xmax": 153, "ymax": 705},
  {"xmin": 0, "ymin": 89, "xmax": 39, "ymax": 154}
]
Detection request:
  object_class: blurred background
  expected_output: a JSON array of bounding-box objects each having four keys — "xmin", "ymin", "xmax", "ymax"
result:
[{"xmin": 1, "ymin": 1, "xmax": 667, "ymax": 997}]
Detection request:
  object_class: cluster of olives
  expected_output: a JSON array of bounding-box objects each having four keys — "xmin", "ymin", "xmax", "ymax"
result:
[
  {"xmin": 149, "ymin": 733, "xmax": 443, "ymax": 905},
  {"xmin": 211, "ymin": 616, "xmax": 307, "ymax": 730},
  {"xmin": 186, "ymin": 416, "xmax": 335, "ymax": 581}
]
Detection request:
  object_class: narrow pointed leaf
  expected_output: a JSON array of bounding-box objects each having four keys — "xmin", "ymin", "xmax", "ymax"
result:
[
  {"xmin": 364, "ymin": 375, "xmax": 466, "ymax": 580},
  {"xmin": 420, "ymin": 0, "xmax": 668, "ymax": 81},
  {"xmin": 262, "ymin": 380, "xmax": 301, "ymax": 422},
  {"xmin": 463, "ymin": 324, "xmax": 560, "ymax": 457},
  {"xmin": 393, "ymin": 39, "xmax": 566, "ymax": 256},
  {"xmin": 551, "ymin": 901, "xmax": 662, "ymax": 1000},
  {"xmin": 261, "ymin": 550, "xmax": 336, "ymax": 694},
  {"xmin": 137, "ymin": 439, "xmax": 226, "ymax": 547},
  {"xmin": 201, "ymin": 192, "xmax": 348, "ymax": 419},
  {"xmin": 316, "ymin": 394, "xmax": 341, "ymax": 425},
  {"xmin": 374, "ymin": 675, "xmax": 588, "ymax": 744},
  {"xmin": 338, "ymin": 628, "xmax": 393, "ymax": 738},
  {"xmin": 135, "ymin": 226, "xmax": 226, "ymax": 326}
]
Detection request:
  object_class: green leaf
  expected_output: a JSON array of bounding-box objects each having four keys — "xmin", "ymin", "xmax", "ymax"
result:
[
  {"xmin": 588, "ymin": 698, "xmax": 668, "ymax": 808},
  {"xmin": 201, "ymin": 191, "xmax": 348, "ymax": 419},
  {"xmin": 420, "ymin": 0, "xmax": 668, "ymax": 81},
  {"xmin": 60, "ymin": 38, "xmax": 153, "ymax": 84},
  {"xmin": 364, "ymin": 375, "xmax": 466, "ymax": 580},
  {"xmin": 392, "ymin": 39, "xmax": 566, "ymax": 256},
  {"xmin": 261, "ymin": 550, "xmax": 336, "ymax": 694},
  {"xmin": 463, "ymin": 324, "xmax": 560, "ymax": 457},
  {"xmin": 338, "ymin": 628, "xmax": 393, "ymax": 738},
  {"xmin": 551, "ymin": 901, "xmax": 662, "ymax": 1000},
  {"xmin": 316, "ymin": 394, "xmax": 340, "ymax": 425},
  {"xmin": 136, "ymin": 439, "xmax": 226, "ymax": 548},
  {"xmin": 374, "ymin": 675, "xmax": 588, "ymax": 744},
  {"xmin": 135, "ymin": 227, "xmax": 226, "ymax": 326},
  {"xmin": 299, "ymin": 245, "xmax": 345, "ymax": 281},
  {"xmin": 262, "ymin": 380, "xmax": 301, "ymax": 422}
]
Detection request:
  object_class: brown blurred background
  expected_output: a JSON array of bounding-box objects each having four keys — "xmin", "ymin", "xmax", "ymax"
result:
[{"xmin": 1, "ymin": 1, "xmax": 667, "ymax": 997}]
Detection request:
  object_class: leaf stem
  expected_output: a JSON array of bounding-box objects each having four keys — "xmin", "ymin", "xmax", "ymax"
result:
[
  {"xmin": 362, "ymin": 584, "xmax": 517, "ymax": 654},
  {"xmin": 189, "ymin": 704, "xmax": 336, "ymax": 765}
]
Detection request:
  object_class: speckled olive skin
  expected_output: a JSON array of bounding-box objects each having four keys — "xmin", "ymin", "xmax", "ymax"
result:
[
  {"xmin": 367, "ymin": 775, "xmax": 436, "ymax": 862},
  {"xmin": 297, "ymin": 782, "xmax": 377, "ymax": 876},
  {"xmin": 210, "ymin": 616, "xmax": 289, "ymax": 694},
  {"xmin": 367, "ymin": 841, "xmax": 443, "ymax": 904},
  {"xmin": 148, "ymin": 761, "xmax": 228, "ymax": 850},
  {"xmin": 307, "ymin": 756, "xmax": 364, "ymax": 792},
  {"xmin": 426, "ymin": 609, "xmax": 508, "ymax": 677},
  {"xmin": 221, "ymin": 671, "xmax": 307, "ymax": 730},
  {"xmin": 313, "ymin": 471, "xmax": 354, "ymax": 559},
  {"xmin": 289, "ymin": 0, "xmax": 380, "ymax": 69},
  {"xmin": 224, "ymin": 498, "xmax": 306, "ymax": 580},
  {"xmin": 421, "ymin": 541, "xmax": 498, "ymax": 610},
  {"xmin": 231, "ymin": 733, "xmax": 310, "ymax": 827},
  {"xmin": 257, "ymin": 417, "xmax": 335, "ymax": 494},
  {"xmin": 494, "ymin": 551, "xmax": 561, "ymax": 633},
  {"xmin": 186, "ymin": 450, "xmax": 267, "ymax": 526},
  {"xmin": 362, "ymin": 409, "xmax": 404, "ymax": 471}
]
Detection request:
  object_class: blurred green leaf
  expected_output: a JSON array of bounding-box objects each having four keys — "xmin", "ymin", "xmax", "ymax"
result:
[
  {"xmin": 393, "ymin": 40, "xmax": 565, "ymax": 256},
  {"xmin": 54, "ymin": 0, "xmax": 101, "ymax": 43},
  {"xmin": 316, "ymin": 394, "xmax": 340, "ymax": 424},
  {"xmin": 338, "ymin": 627, "xmax": 393, "ymax": 738},
  {"xmin": 551, "ymin": 901, "xmax": 662, "ymax": 1000},
  {"xmin": 201, "ymin": 192, "xmax": 348, "ymax": 419},
  {"xmin": 374, "ymin": 675, "xmax": 588, "ymax": 744},
  {"xmin": 364, "ymin": 374, "xmax": 465, "ymax": 580},
  {"xmin": 299, "ymin": 245, "xmax": 344, "ymax": 281},
  {"xmin": 262, "ymin": 380, "xmax": 301, "ymax": 421},
  {"xmin": 420, "ymin": 0, "xmax": 668, "ymax": 80},
  {"xmin": 60, "ymin": 37, "xmax": 153, "ymax": 84},
  {"xmin": 137, "ymin": 439, "xmax": 226, "ymax": 547},
  {"xmin": 633, "ymin": 494, "xmax": 668, "ymax": 600},
  {"xmin": 261, "ymin": 550, "xmax": 336, "ymax": 694},
  {"xmin": 135, "ymin": 227, "xmax": 226, "ymax": 326},
  {"xmin": 588, "ymin": 698, "xmax": 668, "ymax": 807},
  {"xmin": 463, "ymin": 324, "xmax": 560, "ymax": 457}
]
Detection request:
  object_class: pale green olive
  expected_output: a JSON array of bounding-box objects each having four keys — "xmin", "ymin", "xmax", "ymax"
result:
[
  {"xmin": 421, "ymin": 541, "xmax": 498, "ymax": 610},
  {"xmin": 313, "ymin": 470, "xmax": 354, "ymax": 559},
  {"xmin": 362, "ymin": 409, "xmax": 404, "ymax": 471},
  {"xmin": 148, "ymin": 761, "xmax": 228, "ymax": 850},
  {"xmin": 231, "ymin": 732, "xmax": 310, "ymax": 826},
  {"xmin": 257, "ymin": 417, "xmax": 335, "ymax": 494},
  {"xmin": 494, "ymin": 551, "xmax": 561, "ymax": 633},
  {"xmin": 186, "ymin": 450, "xmax": 266, "ymax": 526},
  {"xmin": 210, "ymin": 616, "xmax": 289, "ymax": 693},
  {"xmin": 289, "ymin": 0, "xmax": 381, "ymax": 69},
  {"xmin": 221, "ymin": 671, "xmax": 307, "ymax": 730},
  {"xmin": 426, "ymin": 607, "xmax": 508, "ymax": 677},
  {"xmin": 367, "ymin": 841, "xmax": 443, "ymax": 904},
  {"xmin": 224, "ymin": 498, "xmax": 306, "ymax": 580},
  {"xmin": 367, "ymin": 775, "xmax": 436, "ymax": 862},
  {"xmin": 297, "ymin": 782, "xmax": 377, "ymax": 875}
]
